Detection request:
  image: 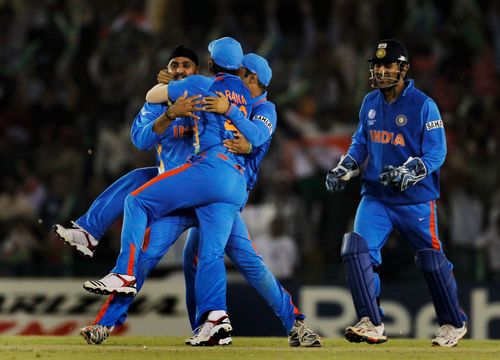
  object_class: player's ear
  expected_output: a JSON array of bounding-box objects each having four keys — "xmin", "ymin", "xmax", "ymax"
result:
[
  {"xmin": 401, "ymin": 63, "xmax": 410, "ymax": 78},
  {"xmin": 250, "ymin": 73, "xmax": 259, "ymax": 84},
  {"xmin": 208, "ymin": 58, "xmax": 214, "ymax": 74}
]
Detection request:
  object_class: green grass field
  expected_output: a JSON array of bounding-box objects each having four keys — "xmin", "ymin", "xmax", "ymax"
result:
[{"xmin": 1, "ymin": 336, "xmax": 499, "ymax": 360}]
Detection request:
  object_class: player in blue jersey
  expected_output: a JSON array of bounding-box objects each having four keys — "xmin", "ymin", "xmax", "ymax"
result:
[
  {"xmin": 82, "ymin": 37, "xmax": 284, "ymax": 345},
  {"xmin": 134, "ymin": 52, "xmax": 320, "ymax": 347},
  {"xmin": 53, "ymin": 44, "xmax": 202, "ymax": 256},
  {"xmin": 182, "ymin": 53, "xmax": 321, "ymax": 347},
  {"xmin": 325, "ymin": 39, "xmax": 467, "ymax": 347}
]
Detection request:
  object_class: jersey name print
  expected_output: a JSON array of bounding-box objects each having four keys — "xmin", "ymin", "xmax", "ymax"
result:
[
  {"xmin": 253, "ymin": 115, "xmax": 273, "ymax": 134},
  {"xmin": 426, "ymin": 120, "xmax": 444, "ymax": 131}
]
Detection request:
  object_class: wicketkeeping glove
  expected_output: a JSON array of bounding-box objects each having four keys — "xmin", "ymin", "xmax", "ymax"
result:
[
  {"xmin": 325, "ymin": 155, "xmax": 360, "ymax": 193},
  {"xmin": 379, "ymin": 157, "xmax": 427, "ymax": 191}
]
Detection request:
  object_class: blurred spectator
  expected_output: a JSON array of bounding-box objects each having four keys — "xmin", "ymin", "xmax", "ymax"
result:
[
  {"xmin": 475, "ymin": 200, "xmax": 500, "ymax": 282},
  {"xmin": 254, "ymin": 216, "xmax": 298, "ymax": 280}
]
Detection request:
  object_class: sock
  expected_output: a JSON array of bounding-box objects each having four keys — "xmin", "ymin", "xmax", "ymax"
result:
[{"xmin": 207, "ymin": 310, "xmax": 227, "ymax": 321}]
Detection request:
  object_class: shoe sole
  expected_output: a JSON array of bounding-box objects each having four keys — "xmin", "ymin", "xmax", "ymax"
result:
[
  {"xmin": 53, "ymin": 225, "xmax": 94, "ymax": 258},
  {"xmin": 83, "ymin": 282, "xmax": 137, "ymax": 297},
  {"xmin": 431, "ymin": 328, "xmax": 467, "ymax": 348},
  {"xmin": 345, "ymin": 329, "xmax": 387, "ymax": 344},
  {"xmin": 218, "ymin": 337, "xmax": 232, "ymax": 345},
  {"xmin": 300, "ymin": 339, "xmax": 322, "ymax": 347}
]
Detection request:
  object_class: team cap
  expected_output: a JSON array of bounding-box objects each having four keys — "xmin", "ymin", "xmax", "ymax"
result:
[
  {"xmin": 242, "ymin": 53, "xmax": 272, "ymax": 86},
  {"xmin": 208, "ymin": 37, "xmax": 244, "ymax": 70}
]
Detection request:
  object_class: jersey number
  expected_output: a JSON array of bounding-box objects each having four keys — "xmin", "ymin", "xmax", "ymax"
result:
[{"xmin": 224, "ymin": 105, "xmax": 248, "ymax": 131}]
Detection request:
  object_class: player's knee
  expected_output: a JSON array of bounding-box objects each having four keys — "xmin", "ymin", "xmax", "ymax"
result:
[
  {"xmin": 415, "ymin": 248, "xmax": 448, "ymax": 272},
  {"xmin": 341, "ymin": 231, "xmax": 369, "ymax": 258}
]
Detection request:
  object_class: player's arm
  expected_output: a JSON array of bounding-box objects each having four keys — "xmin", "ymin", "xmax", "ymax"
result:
[
  {"xmin": 146, "ymin": 84, "xmax": 169, "ymax": 103},
  {"xmin": 130, "ymin": 102, "xmax": 164, "ymax": 151},
  {"xmin": 132, "ymin": 95, "xmax": 202, "ymax": 150},
  {"xmin": 419, "ymin": 99, "xmax": 447, "ymax": 173},
  {"xmin": 147, "ymin": 75, "xmax": 212, "ymax": 105},
  {"xmin": 152, "ymin": 92, "xmax": 203, "ymax": 134},
  {"xmin": 205, "ymin": 92, "xmax": 276, "ymax": 147},
  {"xmin": 207, "ymin": 96, "xmax": 253, "ymax": 153},
  {"xmin": 380, "ymin": 99, "xmax": 446, "ymax": 191}
]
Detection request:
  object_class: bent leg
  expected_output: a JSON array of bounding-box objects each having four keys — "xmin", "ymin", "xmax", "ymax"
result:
[
  {"xmin": 76, "ymin": 167, "xmax": 158, "ymax": 240},
  {"xmin": 95, "ymin": 215, "xmax": 194, "ymax": 327},
  {"xmin": 112, "ymin": 159, "xmax": 246, "ymax": 277}
]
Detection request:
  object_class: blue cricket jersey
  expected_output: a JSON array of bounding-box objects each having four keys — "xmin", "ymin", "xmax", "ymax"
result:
[
  {"xmin": 240, "ymin": 93, "xmax": 277, "ymax": 190},
  {"xmin": 132, "ymin": 90, "xmax": 277, "ymax": 192},
  {"xmin": 130, "ymin": 102, "xmax": 194, "ymax": 173},
  {"xmin": 168, "ymin": 73, "xmax": 254, "ymax": 168},
  {"xmin": 347, "ymin": 80, "xmax": 446, "ymax": 205}
]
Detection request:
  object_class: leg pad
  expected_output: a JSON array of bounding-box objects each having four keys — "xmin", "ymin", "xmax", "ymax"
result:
[
  {"xmin": 341, "ymin": 232, "xmax": 381, "ymax": 325},
  {"xmin": 415, "ymin": 249, "xmax": 466, "ymax": 327}
]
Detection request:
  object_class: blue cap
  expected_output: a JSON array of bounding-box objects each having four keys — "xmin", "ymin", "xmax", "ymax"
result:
[
  {"xmin": 208, "ymin": 37, "xmax": 244, "ymax": 70},
  {"xmin": 242, "ymin": 53, "xmax": 272, "ymax": 86}
]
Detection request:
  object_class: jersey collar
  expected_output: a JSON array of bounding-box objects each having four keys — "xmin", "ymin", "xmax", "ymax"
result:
[
  {"xmin": 401, "ymin": 79, "xmax": 414, "ymax": 97},
  {"xmin": 252, "ymin": 91, "xmax": 268, "ymax": 105},
  {"xmin": 213, "ymin": 72, "xmax": 240, "ymax": 81}
]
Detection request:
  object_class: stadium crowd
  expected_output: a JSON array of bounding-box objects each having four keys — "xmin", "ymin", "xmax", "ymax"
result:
[{"xmin": 0, "ymin": 0, "xmax": 499, "ymax": 284}]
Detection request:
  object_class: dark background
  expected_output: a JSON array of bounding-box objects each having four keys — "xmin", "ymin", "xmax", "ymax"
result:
[{"xmin": 0, "ymin": 0, "xmax": 498, "ymax": 291}]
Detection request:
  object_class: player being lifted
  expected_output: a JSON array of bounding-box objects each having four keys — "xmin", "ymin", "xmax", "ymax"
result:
[{"xmin": 325, "ymin": 39, "xmax": 467, "ymax": 347}]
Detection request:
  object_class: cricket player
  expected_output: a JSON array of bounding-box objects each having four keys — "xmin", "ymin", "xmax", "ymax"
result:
[
  {"xmin": 325, "ymin": 39, "xmax": 467, "ymax": 347},
  {"xmin": 182, "ymin": 53, "xmax": 321, "ymax": 347},
  {"xmin": 81, "ymin": 37, "xmax": 251, "ymax": 346},
  {"xmin": 53, "ymin": 45, "xmax": 202, "ymax": 256},
  {"xmin": 71, "ymin": 52, "xmax": 320, "ymax": 347}
]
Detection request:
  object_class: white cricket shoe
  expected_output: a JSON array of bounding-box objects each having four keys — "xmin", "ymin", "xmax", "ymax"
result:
[
  {"xmin": 345, "ymin": 316, "xmax": 387, "ymax": 344},
  {"xmin": 431, "ymin": 322, "xmax": 467, "ymax": 347},
  {"xmin": 53, "ymin": 222, "xmax": 98, "ymax": 257},
  {"xmin": 189, "ymin": 315, "xmax": 233, "ymax": 346},
  {"xmin": 288, "ymin": 319, "xmax": 322, "ymax": 347},
  {"xmin": 185, "ymin": 324, "xmax": 232, "ymax": 346},
  {"xmin": 80, "ymin": 324, "xmax": 113, "ymax": 345},
  {"xmin": 83, "ymin": 273, "xmax": 137, "ymax": 296}
]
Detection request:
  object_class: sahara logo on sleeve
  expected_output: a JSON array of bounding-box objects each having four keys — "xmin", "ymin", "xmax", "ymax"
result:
[
  {"xmin": 426, "ymin": 120, "xmax": 444, "ymax": 131},
  {"xmin": 253, "ymin": 115, "xmax": 273, "ymax": 134}
]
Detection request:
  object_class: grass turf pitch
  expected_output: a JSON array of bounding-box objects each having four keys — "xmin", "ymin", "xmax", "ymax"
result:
[{"xmin": 1, "ymin": 336, "xmax": 499, "ymax": 360}]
